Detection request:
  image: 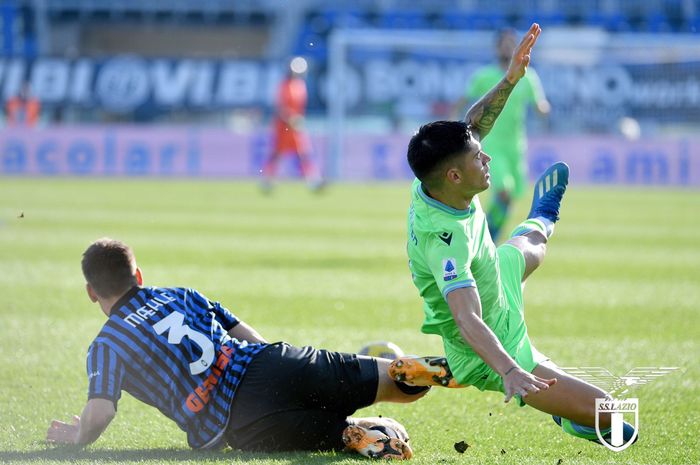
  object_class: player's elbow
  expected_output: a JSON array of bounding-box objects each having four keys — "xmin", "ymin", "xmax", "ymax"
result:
[{"xmin": 452, "ymin": 311, "xmax": 484, "ymax": 340}]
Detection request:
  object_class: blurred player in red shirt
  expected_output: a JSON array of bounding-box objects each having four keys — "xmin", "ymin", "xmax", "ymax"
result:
[
  {"xmin": 5, "ymin": 81, "xmax": 41, "ymax": 127},
  {"xmin": 261, "ymin": 57, "xmax": 324, "ymax": 192}
]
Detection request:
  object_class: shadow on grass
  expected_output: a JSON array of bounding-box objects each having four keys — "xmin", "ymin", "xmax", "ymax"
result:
[{"xmin": 0, "ymin": 447, "xmax": 355, "ymax": 463}]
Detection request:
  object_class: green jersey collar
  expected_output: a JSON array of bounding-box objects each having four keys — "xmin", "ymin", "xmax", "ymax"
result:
[{"xmin": 418, "ymin": 182, "xmax": 473, "ymax": 217}]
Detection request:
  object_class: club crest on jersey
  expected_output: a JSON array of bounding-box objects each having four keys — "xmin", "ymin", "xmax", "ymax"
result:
[{"xmin": 442, "ymin": 258, "xmax": 458, "ymax": 281}]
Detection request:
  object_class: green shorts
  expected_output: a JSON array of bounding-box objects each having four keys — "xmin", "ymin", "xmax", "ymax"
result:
[{"xmin": 442, "ymin": 244, "xmax": 548, "ymax": 406}]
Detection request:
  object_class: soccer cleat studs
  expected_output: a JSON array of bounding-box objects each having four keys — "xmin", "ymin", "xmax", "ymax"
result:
[{"xmin": 389, "ymin": 356, "xmax": 464, "ymax": 389}]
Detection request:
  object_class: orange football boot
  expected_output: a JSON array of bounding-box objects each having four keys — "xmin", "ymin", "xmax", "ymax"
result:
[{"xmin": 389, "ymin": 356, "xmax": 464, "ymax": 388}]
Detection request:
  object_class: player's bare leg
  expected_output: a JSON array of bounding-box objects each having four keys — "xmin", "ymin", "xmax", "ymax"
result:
[
  {"xmin": 506, "ymin": 162, "xmax": 570, "ymax": 282},
  {"xmin": 523, "ymin": 362, "xmax": 611, "ymax": 428},
  {"xmin": 524, "ymin": 361, "xmax": 637, "ymax": 446},
  {"xmin": 260, "ymin": 150, "xmax": 281, "ymax": 193},
  {"xmin": 506, "ymin": 232, "xmax": 547, "ymax": 282},
  {"xmin": 372, "ymin": 357, "xmax": 432, "ymax": 403},
  {"xmin": 296, "ymin": 151, "xmax": 325, "ymax": 192}
]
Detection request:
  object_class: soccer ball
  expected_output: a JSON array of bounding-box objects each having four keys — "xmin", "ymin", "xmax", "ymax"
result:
[{"xmin": 358, "ymin": 341, "xmax": 405, "ymax": 360}]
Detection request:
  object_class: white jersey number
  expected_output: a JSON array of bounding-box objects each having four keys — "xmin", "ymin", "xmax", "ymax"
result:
[{"xmin": 153, "ymin": 311, "xmax": 215, "ymax": 375}]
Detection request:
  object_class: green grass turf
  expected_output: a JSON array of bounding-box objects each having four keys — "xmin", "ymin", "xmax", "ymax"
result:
[{"xmin": 0, "ymin": 178, "xmax": 698, "ymax": 464}]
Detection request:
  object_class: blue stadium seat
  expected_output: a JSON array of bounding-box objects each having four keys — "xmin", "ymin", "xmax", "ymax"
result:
[
  {"xmin": 1, "ymin": 2, "xmax": 17, "ymax": 57},
  {"xmin": 647, "ymin": 11, "xmax": 671, "ymax": 32},
  {"xmin": 687, "ymin": 15, "xmax": 700, "ymax": 33},
  {"xmin": 321, "ymin": 8, "xmax": 367, "ymax": 29},
  {"xmin": 585, "ymin": 12, "xmax": 629, "ymax": 32},
  {"xmin": 377, "ymin": 11, "xmax": 429, "ymax": 29},
  {"xmin": 295, "ymin": 31, "xmax": 326, "ymax": 58},
  {"xmin": 521, "ymin": 12, "xmax": 565, "ymax": 28},
  {"xmin": 307, "ymin": 13, "xmax": 331, "ymax": 35},
  {"xmin": 23, "ymin": 34, "xmax": 37, "ymax": 58},
  {"xmin": 441, "ymin": 12, "xmax": 506, "ymax": 30}
]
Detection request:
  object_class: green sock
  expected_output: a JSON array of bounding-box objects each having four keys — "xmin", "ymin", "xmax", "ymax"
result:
[
  {"xmin": 510, "ymin": 218, "xmax": 548, "ymax": 239},
  {"xmin": 560, "ymin": 418, "xmax": 610, "ymax": 441}
]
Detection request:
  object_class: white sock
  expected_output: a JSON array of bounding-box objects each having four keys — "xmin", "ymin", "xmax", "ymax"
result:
[{"xmin": 536, "ymin": 216, "xmax": 555, "ymax": 237}]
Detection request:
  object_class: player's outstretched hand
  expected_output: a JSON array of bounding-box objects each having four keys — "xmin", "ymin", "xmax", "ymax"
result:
[
  {"xmin": 46, "ymin": 415, "xmax": 80, "ymax": 445},
  {"xmin": 503, "ymin": 366, "xmax": 556, "ymax": 403},
  {"xmin": 505, "ymin": 23, "xmax": 542, "ymax": 85}
]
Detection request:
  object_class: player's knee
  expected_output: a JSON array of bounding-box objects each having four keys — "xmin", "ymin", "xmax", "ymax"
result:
[
  {"xmin": 514, "ymin": 239, "xmax": 546, "ymax": 278},
  {"xmin": 596, "ymin": 411, "xmax": 611, "ymax": 429},
  {"xmin": 574, "ymin": 396, "xmax": 609, "ymax": 428},
  {"xmin": 525, "ymin": 242, "xmax": 546, "ymax": 265}
]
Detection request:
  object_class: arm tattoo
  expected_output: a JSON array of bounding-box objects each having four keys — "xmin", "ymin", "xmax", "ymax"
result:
[{"xmin": 464, "ymin": 78, "xmax": 516, "ymax": 140}]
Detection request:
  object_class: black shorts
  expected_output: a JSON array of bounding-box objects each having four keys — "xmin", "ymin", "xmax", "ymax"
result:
[{"xmin": 225, "ymin": 342, "xmax": 379, "ymax": 452}]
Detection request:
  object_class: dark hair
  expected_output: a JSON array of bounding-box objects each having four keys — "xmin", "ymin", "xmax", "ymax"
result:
[
  {"xmin": 81, "ymin": 238, "xmax": 138, "ymax": 298},
  {"xmin": 407, "ymin": 120, "xmax": 475, "ymax": 186}
]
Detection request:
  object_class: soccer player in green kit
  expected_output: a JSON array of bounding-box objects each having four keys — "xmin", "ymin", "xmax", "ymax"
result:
[
  {"xmin": 391, "ymin": 23, "xmax": 637, "ymax": 447},
  {"xmin": 455, "ymin": 28, "xmax": 550, "ymax": 242}
]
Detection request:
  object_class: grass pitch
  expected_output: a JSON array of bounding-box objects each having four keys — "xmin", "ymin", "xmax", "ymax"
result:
[{"xmin": 0, "ymin": 178, "xmax": 698, "ymax": 464}]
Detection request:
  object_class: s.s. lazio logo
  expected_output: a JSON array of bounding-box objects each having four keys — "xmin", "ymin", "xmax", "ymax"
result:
[
  {"xmin": 442, "ymin": 258, "xmax": 457, "ymax": 281},
  {"xmin": 561, "ymin": 366, "xmax": 679, "ymax": 452}
]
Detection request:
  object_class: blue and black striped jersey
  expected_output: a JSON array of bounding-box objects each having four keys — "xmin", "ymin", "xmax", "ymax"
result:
[{"xmin": 86, "ymin": 286, "xmax": 267, "ymax": 449}]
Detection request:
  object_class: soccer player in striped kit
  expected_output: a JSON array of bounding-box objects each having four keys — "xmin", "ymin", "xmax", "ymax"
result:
[{"xmin": 46, "ymin": 238, "xmax": 427, "ymax": 459}]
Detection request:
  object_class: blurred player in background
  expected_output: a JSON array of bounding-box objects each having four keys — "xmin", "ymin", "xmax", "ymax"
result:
[
  {"xmin": 454, "ymin": 28, "xmax": 550, "ymax": 242},
  {"xmin": 5, "ymin": 81, "xmax": 41, "ymax": 127},
  {"xmin": 261, "ymin": 57, "xmax": 324, "ymax": 193},
  {"xmin": 47, "ymin": 238, "xmax": 427, "ymax": 459},
  {"xmin": 395, "ymin": 24, "xmax": 636, "ymax": 448}
]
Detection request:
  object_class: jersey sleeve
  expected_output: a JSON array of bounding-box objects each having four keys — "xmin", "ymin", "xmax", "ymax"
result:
[
  {"xmin": 424, "ymin": 232, "xmax": 476, "ymax": 300},
  {"xmin": 209, "ymin": 300, "xmax": 240, "ymax": 331},
  {"xmin": 86, "ymin": 342, "xmax": 125, "ymax": 409},
  {"xmin": 189, "ymin": 289, "xmax": 240, "ymax": 331}
]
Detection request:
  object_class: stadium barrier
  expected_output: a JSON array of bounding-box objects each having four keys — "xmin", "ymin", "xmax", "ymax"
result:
[{"xmin": 0, "ymin": 126, "xmax": 697, "ymax": 186}]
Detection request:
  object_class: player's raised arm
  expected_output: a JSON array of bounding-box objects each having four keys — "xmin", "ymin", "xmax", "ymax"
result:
[{"xmin": 464, "ymin": 23, "xmax": 541, "ymax": 139}]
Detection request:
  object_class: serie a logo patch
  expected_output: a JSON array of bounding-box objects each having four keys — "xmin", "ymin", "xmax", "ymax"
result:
[{"xmin": 442, "ymin": 258, "xmax": 457, "ymax": 281}]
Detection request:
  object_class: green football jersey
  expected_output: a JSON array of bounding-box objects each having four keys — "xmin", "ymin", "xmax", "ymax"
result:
[
  {"xmin": 466, "ymin": 65, "xmax": 543, "ymax": 160},
  {"xmin": 407, "ymin": 178, "xmax": 509, "ymax": 340}
]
